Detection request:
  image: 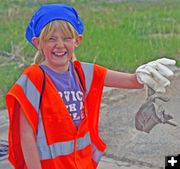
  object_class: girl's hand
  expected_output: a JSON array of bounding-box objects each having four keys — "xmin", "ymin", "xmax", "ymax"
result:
[{"xmin": 136, "ymin": 58, "xmax": 176, "ymax": 93}]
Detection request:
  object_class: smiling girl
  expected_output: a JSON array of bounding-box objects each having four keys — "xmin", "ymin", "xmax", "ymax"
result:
[{"xmin": 5, "ymin": 4, "xmax": 175, "ymax": 169}]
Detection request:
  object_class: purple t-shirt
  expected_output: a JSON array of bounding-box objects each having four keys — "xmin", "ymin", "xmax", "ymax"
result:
[{"xmin": 40, "ymin": 63, "xmax": 85, "ymax": 128}]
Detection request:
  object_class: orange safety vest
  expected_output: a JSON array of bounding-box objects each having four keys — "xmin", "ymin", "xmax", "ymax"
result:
[{"xmin": 6, "ymin": 61, "xmax": 107, "ymax": 169}]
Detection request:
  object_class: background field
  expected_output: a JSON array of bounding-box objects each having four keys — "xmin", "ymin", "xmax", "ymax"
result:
[{"xmin": 0, "ymin": 0, "xmax": 180, "ymax": 108}]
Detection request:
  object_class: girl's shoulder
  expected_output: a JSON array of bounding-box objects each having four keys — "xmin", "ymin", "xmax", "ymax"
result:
[
  {"xmin": 22, "ymin": 64, "xmax": 44, "ymax": 82},
  {"xmin": 23, "ymin": 64, "xmax": 42, "ymax": 75}
]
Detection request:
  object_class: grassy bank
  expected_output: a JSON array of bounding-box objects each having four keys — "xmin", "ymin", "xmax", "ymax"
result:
[{"xmin": 0, "ymin": 0, "xmax": 180, "ymax": 108}]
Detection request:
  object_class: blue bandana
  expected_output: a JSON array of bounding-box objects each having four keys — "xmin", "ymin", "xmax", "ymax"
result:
[{"xmin": 25, "ymin": 4, "xmax": 84, "ymax": 46}]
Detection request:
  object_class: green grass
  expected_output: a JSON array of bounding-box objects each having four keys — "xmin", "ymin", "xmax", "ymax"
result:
[
  {"xmin": 0, "ymin": 64, "xmax": 22, "ymax": 108},
  {"xmin": 0, "ymin": 0, "xmax": 180, "ymax": 108},
  {"xmin": 76, "ymin": 1, "xmax": 180, "ymax": 70}
]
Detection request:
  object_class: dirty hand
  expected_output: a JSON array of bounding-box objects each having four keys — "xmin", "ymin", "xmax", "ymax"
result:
[{"xmin": 136, "ymin": 58, "xmax": 176, "ymax": 93}]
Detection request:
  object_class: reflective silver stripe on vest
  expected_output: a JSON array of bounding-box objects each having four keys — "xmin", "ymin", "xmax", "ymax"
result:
[
  {"xmin": 81, "ymin": 63, "xmax": 104, "ymax": 163},
  {"xmin": 92, "ymin": 143, "xmax": 103, "ymax": 163},
  {"xmin": 36, "ymin": 112, "xmax": 74, "ymax": 159},
  {"xmin": 16, "ymin": 74, "xmax": 40, "ymax": 112},
  {"xmin": 37, "ymin": 112, "xmax": 91, "ymax": 160},
  {"xmin": 76, "ymin": 132, "xmax": 91, "ymax": 150},
  {"xmin": 81, "ymin": 62, "xmax": 94, "ymax": 94}
]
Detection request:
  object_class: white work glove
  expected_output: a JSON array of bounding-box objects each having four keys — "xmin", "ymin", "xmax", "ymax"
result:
[{"xmin": 136, "ymin": 58, "xmax": 176, "ymax": 93}]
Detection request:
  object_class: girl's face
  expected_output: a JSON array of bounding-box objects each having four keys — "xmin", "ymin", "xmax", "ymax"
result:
[{"xmin": 35, "ymin": 22, "xmax": 80, "ymax": 72}]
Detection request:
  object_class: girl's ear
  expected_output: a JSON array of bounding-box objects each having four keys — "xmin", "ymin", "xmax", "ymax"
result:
[
  {"xmin": 32, "ymin": 37, "xmax": 40, "ymax": 48},
  {"xmin": 75, "ymin": 35, "xmax": 83, "ymax": 47}
]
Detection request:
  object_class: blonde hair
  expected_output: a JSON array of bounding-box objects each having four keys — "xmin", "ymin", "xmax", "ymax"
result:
[{"xmin": 33, "ymin": 20, "xmax": 78, "ymax": 64}]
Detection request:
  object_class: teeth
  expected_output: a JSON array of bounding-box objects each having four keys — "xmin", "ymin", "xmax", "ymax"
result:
[{"xmin": 54, "ymin": 52, "xmax": 66, "ymax": 56}]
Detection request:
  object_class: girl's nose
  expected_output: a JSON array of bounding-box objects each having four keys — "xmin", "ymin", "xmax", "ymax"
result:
[{"xmin": 56, "ymin": 38, "xmax": 64, "ymax": 47}]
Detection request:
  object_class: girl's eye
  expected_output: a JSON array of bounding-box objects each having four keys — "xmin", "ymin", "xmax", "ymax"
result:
[
  {"xmin": 64, "ymin": 37, "xmax": 72, "ymax": 41},
  {"xmin": 48, "ymin": 37, "xmax": 56, "ymax": 41}
]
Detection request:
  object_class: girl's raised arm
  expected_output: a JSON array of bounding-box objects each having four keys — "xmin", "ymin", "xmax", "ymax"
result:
[
  {"xmin": 104, "ymin": 58, "xmax": 176, "ymax": 92},
  {"xmin": 104, "ymin": 69, "xmax": 143, "ymax": 89}
]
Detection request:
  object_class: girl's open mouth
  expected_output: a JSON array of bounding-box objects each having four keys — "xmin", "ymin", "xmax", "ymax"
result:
[{"xmin": 53, "ymin": 52, "xmax": 67, "ymax": 57}]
